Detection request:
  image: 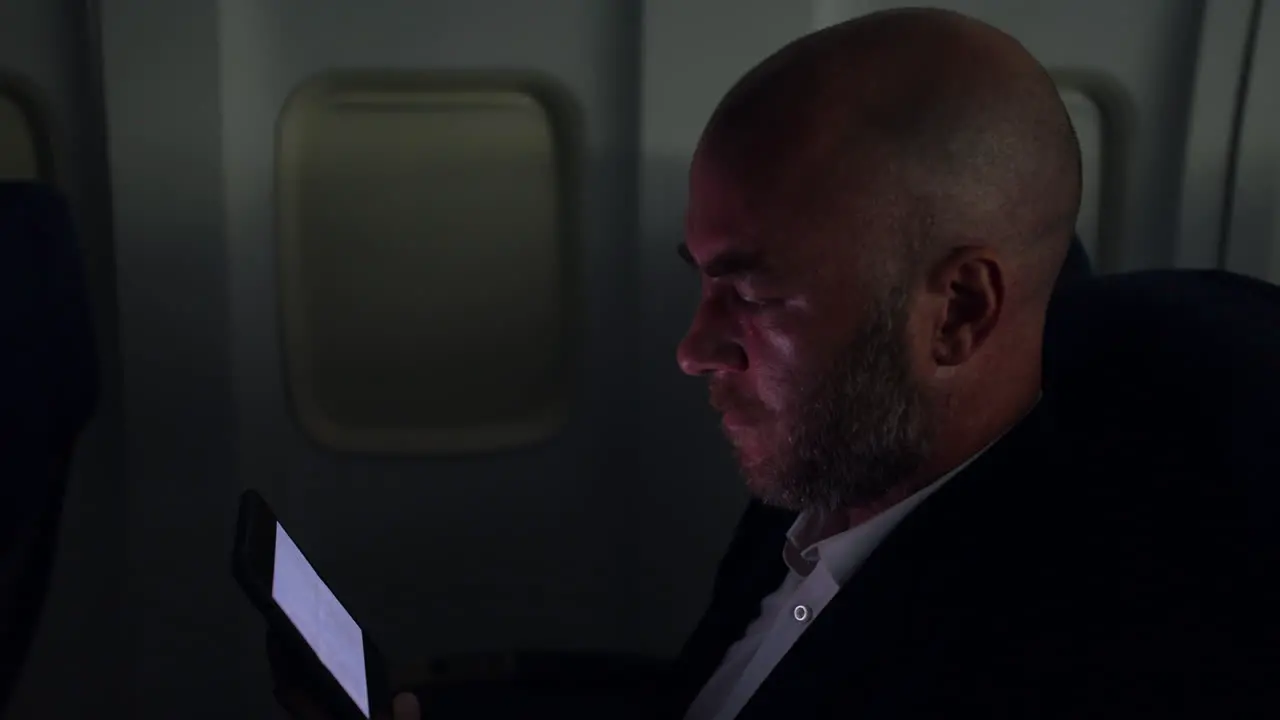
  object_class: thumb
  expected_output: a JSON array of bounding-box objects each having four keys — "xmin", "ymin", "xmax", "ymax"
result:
[{"xmin": 391, "ymin": 692, "xmax": 421, "ymax": 720}]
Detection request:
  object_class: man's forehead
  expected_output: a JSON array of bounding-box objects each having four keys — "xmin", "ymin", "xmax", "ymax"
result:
[
  {"xmin": 688, "ymin": 146, "xmax": 751, "ymax": 214},
  {"xmin": 683, "ymin": 183, "xmax": 769, "ymax": 271},
  {"xmin": 685, "ymin": 145, "xmax": 836, "ymax": 269},
  {"xmin": 680, "ymin": 195, "xmax": 766, "ymax": 272},
  {"xmin": 686, "ymin": 143, "xmax": 794, "ymax": 235}
]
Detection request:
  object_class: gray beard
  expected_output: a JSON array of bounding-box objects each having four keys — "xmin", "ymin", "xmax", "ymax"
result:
[{"xmin": 735, "ymin": 286, "xmax": 933, "ymax": 513}]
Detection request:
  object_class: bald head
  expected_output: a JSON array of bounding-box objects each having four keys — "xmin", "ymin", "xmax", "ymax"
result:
[
  {"xmin": 678, "ymin": 9, "xmax": 1082, "ymax": 516},
  {"xmin": 706, "ymin": 7, "xmax": 1081, "ymax": 297}
]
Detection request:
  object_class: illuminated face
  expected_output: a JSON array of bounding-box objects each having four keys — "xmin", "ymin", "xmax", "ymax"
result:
[{"xmin": 677, "ymin": 142, "xmax": 932, "ymax": 512}]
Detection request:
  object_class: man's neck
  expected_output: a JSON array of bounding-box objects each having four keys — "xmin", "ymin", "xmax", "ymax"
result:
[{"xmin": 840, "ymin": 391, "xmax": 1041, "ymax": 530}]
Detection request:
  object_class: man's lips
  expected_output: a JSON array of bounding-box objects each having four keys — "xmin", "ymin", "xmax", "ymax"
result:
[
  {"xmin": 719, "ymin": 410, "xmax": 755, "ymax": 431},
  {"xmin": 709, "ymin": 381, "xmax": 771, "ymax": 433}
]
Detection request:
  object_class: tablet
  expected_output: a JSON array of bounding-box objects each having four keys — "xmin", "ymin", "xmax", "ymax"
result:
[{"xmin": 233, "ymin": 489, "xmax": 391, "ymax": 719}]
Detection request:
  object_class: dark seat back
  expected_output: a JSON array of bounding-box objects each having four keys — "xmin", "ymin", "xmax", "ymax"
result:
[
  {"xmin": 0, "ymin": 181, "xmax": 98, "ymax": 710},
  {"xmin": 1043, "ymin": 269, "xmax": 1280, "ymax": 649},
  {"xmin": 1054, "ymin": 233, "xmax": 1093, "ymax": 291},
  {"xmin": 1045, "ymin": 268, "xmax": 1280, "ymax": 503}
]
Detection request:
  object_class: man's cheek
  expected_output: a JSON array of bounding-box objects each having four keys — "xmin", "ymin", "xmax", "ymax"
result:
[{"xmin": 751, "ymin": 373, "xmax": 792, "ymax": 414}]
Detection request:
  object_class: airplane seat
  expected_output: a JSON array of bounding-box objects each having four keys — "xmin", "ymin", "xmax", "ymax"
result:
[
  {"xmin": 1055, "ymin": 232, "xmax": 1094, "ymax": 291},
  {"xmin": 1043, "ymin": 268, "xmax": 1279, "ymax": 676},
  {"xmin": 1044, "ymin": 268, "xmax": 1280, "ymax": 506},
  {"xmin": 0, "ymin": 181, "xmax": 98, "ymax": 711}
]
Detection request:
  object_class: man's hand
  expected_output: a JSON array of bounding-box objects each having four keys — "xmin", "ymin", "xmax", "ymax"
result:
[{"xmin": 266, "ymin": 631, "xmax": 421, "ymax": 720}]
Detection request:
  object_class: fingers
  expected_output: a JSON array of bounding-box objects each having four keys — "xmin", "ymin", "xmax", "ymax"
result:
[
  {"xmin": 273, "ymin": 683, "xmax": 331, "ymax": 720},
  {"xmin": 266, "ymin": 631, "xmax": 295, "ymax": 683},
  {"xmin": 267, "ymin": 630, "xmax": 408, "ymax": 720},
  {"xmin": 267, "ymin": 631, "xmax": 331, "ymax": 720},
  {"xmin": 391, "ymin": 692, "xmax": 421, "ymax": 720}
]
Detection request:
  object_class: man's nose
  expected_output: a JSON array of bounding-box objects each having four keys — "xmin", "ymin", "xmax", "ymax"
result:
[{"xmin": 677, "ymin": 302, "xmax": 747, "ymax": 376}]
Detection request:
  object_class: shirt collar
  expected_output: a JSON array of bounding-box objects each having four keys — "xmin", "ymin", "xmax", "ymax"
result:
[{"xmin": 782, "ymin": 462, "xmax": 960, "ymax": 582}]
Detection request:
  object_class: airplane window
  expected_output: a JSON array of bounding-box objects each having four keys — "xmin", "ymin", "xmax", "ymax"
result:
[
  {"xmin": 0, "ymin": 86, "xmax": 42, "ymax": 181},
  {"xmin": 277, "ymin": 71, "xmax": 575, "ymax": 455},
  {"xmin": 1058, "ymin": 87, "xmax": 1102, "ymax": 263}
]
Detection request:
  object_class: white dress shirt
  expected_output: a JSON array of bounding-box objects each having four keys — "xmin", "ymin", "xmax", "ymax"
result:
[{"xmin": 683, "ymin": 437, "xmax": 1006, "ymax": 720}]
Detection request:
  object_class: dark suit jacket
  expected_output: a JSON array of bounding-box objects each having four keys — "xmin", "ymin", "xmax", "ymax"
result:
[{"xmin": 669, "ymin": 393, "xmax": 1272, "ymax": 718}]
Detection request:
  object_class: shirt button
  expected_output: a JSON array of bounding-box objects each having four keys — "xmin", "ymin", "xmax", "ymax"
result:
[{"xmin": 793, "ymin": 604, "xmax": 810, "ymax": 622}]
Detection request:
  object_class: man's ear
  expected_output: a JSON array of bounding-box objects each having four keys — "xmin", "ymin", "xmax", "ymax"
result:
[{"xmin": 926, "ymin": 247, "xmax": 1004, "ymax": 368}]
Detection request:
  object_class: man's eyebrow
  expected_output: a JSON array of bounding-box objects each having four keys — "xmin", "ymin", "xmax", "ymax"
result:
[{"xmin": 676, "ymin": 242, "xmax": 765, "ymax": 278}]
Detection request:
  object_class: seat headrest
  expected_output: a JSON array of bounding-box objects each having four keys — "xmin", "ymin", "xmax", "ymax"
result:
[
  {"xmin": 1044, "ymin": 269, "xmax": 1280, "ymax": 532},
  {"xmin": 0, "ymin": 181, "xmax": 98, "ymax": 447},
  {"xmin": 1053, "ymin": 234, "xmax": 1093, "ymax": 291},
  {"xmin": 1046, "ymin": 269, "xmax": 1280, "ymax": 405}
]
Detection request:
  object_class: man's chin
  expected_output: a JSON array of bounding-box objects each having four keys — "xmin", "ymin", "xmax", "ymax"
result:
[
  {"xmin": 744, "ymin": 476, "xmax": 804, "ymax": 511},
  {"xmin": 726, "ymin": 438, "xmax": 770, "ymax": 476},
  {"xmin": 733, "ymin": 454, "xmax": 799, "ymax": 510},
  {"xmin": 721, "ymin": 426, "xmax": 799, "ymax": 507}
]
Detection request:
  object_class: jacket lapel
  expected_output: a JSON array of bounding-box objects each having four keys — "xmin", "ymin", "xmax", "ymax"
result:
[{"xmin": 670, "ymin": 501, "xmax": 795, "ymax": 711}]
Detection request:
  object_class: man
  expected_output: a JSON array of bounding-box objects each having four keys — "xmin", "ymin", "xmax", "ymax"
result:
[
  {"xmin": 273, "ymin": 8, "xmax": 1250, "ymax": 719},
  {"xmin": 668, "ymin": 8, "xmax": 1085, "ymax": 718},
  {"xmin": 667, "ymin": 8, "xmax": 1260, "ymax": 718}
]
